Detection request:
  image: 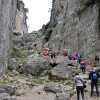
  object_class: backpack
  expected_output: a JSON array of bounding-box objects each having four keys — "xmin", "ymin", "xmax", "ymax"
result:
[{"xmin": 92, "ymin": 72, "xmax": 97, "ymax": 80}]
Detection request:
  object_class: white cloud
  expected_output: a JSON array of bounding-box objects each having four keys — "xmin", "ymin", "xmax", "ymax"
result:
[{"xmin": 23, "ymin": 0, "xmax": 52, "ymax": 32}]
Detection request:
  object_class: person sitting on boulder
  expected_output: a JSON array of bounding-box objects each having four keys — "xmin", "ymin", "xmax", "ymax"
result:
[
  {"xmin": 42, "ymin": 48, "xmax": 49, "ymax": 59},
  {"xmin": 50, "ymin": 51, "xmax": 56, "ymax": 59},
  {"xmin": 49, "ymin": 51, "xmax": 57, "ymax": 67}
]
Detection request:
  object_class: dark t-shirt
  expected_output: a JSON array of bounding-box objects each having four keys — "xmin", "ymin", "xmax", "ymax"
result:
[{"xmin": 89, "ymin": 71, "xmax": 99, "ymax": 81}]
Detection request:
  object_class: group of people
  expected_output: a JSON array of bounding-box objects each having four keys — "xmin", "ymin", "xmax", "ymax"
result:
[
  {"xmin": 42, "ymin": 48, "xmax": 100, "ymax": 100},
  {"xmin": 73, "ymin": 54, "xmax": 100, "ymax": 100},
  {"xmin": 62, "ymin": 51, "xmax": 100, "ymax": 100},
  {"xmin": 42, "ymin": 48, "xmax": 88, "ymax": 71},
  {"xmin": 68, "ymin": 52, "xmax": 88, "ymax": 73},
  {"xmin": 74, "ymin": 68, "xmax": 100, "ymax": 100}
]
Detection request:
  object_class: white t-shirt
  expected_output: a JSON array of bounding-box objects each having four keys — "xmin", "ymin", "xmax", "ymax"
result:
[{"xmin": 75, "ymin": 75, "xmax": 84, "ymax": 86}]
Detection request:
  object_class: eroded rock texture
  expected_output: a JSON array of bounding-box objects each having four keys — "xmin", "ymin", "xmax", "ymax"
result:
[
  {"xmin": 14, "ymin": 0, "xmax": 28, "ymax": 34},
  {"xmin": 0, "ymin": 0, "xmax": 28, "ymax": 76},
  {"xmin": 44, "ymin": 0, "xmax": 100, "ymax": 61}
]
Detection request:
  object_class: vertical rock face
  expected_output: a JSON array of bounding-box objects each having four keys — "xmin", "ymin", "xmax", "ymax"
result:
[
  {"xmin": 0, "ymin": 0, "xmax": 17, "ymax": 76},
  {"xmin": 45, "ymin": 0, "xmax": 100, "ymax": 60},
  {"xmin": 0, "ymin": 0, "xmax": 28, "ymax": 76},
  {"xmin": 14, "ymin": 0, "xmax": 28, "ymax": 35}
]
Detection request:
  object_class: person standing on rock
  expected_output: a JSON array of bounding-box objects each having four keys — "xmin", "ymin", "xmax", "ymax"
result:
[
  {"xmin": 49, "ymin": 51, "xmax": 57, "ymax": 67},
  {"xmin": 76, "ymin": 53, "xmax": 81, "ymax": 64},
  {"xmin": 95, "ymin": 55, "xmax": 99, "ymax": 66},
  {"xmin": 89, "ymin": 68, "xmax": 99, "ymax": 97},
  {"xmin": 80, "ymin": 60, "xmax": 86, "ymax": 73},
  {"xmin": 63, "ymin": 49, "xmax": 68, "ymax": 57},
  {"xmin": 74, "ymin": 73, "xmax": 86, "ymax": 100}
]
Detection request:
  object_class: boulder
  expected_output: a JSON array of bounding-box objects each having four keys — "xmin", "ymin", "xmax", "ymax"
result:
[
  {"xmin": 44, "ymin": 82, "xmax": 72, "ymax": 93},
  {"xmin": 21, "ymin": 56, "xmax": 51, "ymax": 75},
  {"xmin": 49, "ymin": 63, "xmax": 73, "ymax": 80},
  {"xmin": 56, "ymin": 56, "xmax": 72, "ymax": 65},
  {"xmin": 8, "ymin": 58, "xmax": 19, "ymax": 70},
  {"xmin": 55, "ymin": 93, "xmax": 70, "ymax": 100},
  {"xmin": 44, "ymin": 83, "xmax": 63, "ymax": 93},
  {"xmin": 0, "ymin": 93, "xmax": 9, "ymax": 99},
  {"xmin": 0, "ymin": 85, "xmax": 16, "ymax": 96},
  {"xmin": 0, "ymin": 93, "xmax": 17, "ymax": 100},
  {"xmin": 15, "ymin": 89, "xmax": 25, "ymax": 96},
  {"xmin": 44, "ymin": 83, "xmax": 71, "ymax": 100}
]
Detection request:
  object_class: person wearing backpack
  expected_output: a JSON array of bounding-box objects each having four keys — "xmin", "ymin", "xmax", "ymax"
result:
[
  {"xmin": 89, "ymin": 68, "xmax": 99, "ymax": 97},
  {"xmin": 74, "ymin": 73, "xmax": 86, "ymax": 100},
  {"xmin": 80, "ymin": 60, "xmax": 86, "ymax": 73}
]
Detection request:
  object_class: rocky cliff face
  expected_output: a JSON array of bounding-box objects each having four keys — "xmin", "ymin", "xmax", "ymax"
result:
[
  {"xmin": 14, "ymin": 0, "xmax": 28, "ymax": 34},
  {"xmin": 44, "ymin": 0, "xmax": 100, "ymax": 61},
  {"xmin": 0, "ymin": 0, "xmax": 28, "ymax": 76}
]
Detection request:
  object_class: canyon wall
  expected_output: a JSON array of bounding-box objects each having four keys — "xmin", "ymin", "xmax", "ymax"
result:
[
  {"xmin": 44, "ymin": 0, "xmax": 100, "ymax": 61},
  {"xmin": 0, "ymin": 0, "xmax": 28, "ymax": 76}
]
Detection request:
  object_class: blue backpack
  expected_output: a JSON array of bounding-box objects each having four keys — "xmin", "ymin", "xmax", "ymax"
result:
[{"xmin": 92, "ymin": 72, "xmax": 97, "ymax": 80}]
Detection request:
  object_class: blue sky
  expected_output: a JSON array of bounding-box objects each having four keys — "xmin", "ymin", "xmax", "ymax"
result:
[{"xmin": 23, "ymin": 0, "xmax": 52, "ymax": 32}]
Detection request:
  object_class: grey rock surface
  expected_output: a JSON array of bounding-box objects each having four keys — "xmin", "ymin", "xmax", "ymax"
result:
[
  {"xmin": 43, "ymin": 0, "xmax": 100, "ymax": 62},
  {"xmin": 22, "ymin": 56, "xmax": 51, "ymax": 75},
  {"xmin": 0, "ymin": 0, "xmax": 17, "ymax": 77},
  {"xmin": 44, "ymin": 83, "xmax": 71, "ymax": 100},
  {"xmin": 8, "ymin": 58, "xmax": 19, "ymax": 70},
  {"xmin": 55, "ymin": 93, "xmax": 70, "ymax": 100},
  {"xmin": 44, "ymin": 83, "xmax": 63, "ymax": 93},
  {"xmin": 0, "ymin": 93, "xmax": 17, "ymax": 100},
  {"xmin": 0, "ymin": 0, "xmax": 28, "ymax": 76},
  {"xmin": 49, "ymin": 63, "xmax": 73, "ymax": 80},
  {"xmin": 0, "ymin": 85, "xmax": 16, "ymax": 95}
]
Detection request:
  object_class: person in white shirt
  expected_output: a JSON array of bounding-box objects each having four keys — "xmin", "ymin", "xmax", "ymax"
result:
[{"xmin": 74, "ymin": 73, "xmax": 86, "ymax": 100}]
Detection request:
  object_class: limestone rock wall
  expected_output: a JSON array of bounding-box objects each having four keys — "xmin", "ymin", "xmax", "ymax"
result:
[
  {"xmin": 0, "ymin": 0, "xmax": 16, "ymax": 76},
  {"xmin": 14, "ymin": 0, "xmax": 28, "ymax": 35},
  {"xmin": 0, "ymin": 0, "xmax": 28, "ymax": 76},
  {"xmin": 44, "ymin": 0, "xmax": 100, "ymax": 60}
]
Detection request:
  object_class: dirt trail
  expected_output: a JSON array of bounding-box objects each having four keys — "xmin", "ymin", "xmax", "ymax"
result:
[
  {"xmin": 16, "ymin": 73, "xmax": 100, "ymax": 100},
  {"xmin": 17, "ymin": 85, "xmax": 55, "ymax": 100}
]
